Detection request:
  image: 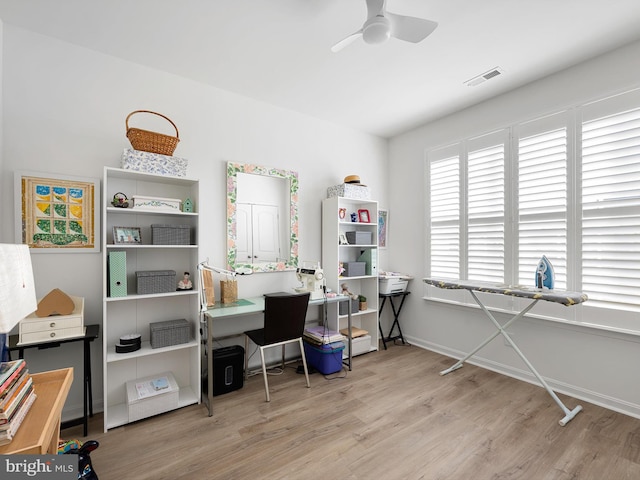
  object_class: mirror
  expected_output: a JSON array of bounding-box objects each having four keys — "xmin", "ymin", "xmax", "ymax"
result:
[{"xmin": 226, "ymin": 162, "xmax": 299, "ymax": 273}]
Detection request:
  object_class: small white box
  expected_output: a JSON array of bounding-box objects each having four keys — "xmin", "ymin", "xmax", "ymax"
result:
[
  {"xmin": 131, "ymin": 195, "xmax": 181, "ymax": 212},
  {"xmin": 343, "ymin": 334, "xmax": 372, "ymax": 357},
  {"xmin": 19, "ymin": 295, "xmax": 85, "ymax": 345},
  {"xmin": 127, "ymin": 372, "xmax": 179, "ymax": 422}
]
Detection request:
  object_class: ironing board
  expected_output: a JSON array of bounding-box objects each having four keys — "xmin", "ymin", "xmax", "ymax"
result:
[{"xmin": 423, "ymin": 278, "xmax": 588, "ymax": 426}]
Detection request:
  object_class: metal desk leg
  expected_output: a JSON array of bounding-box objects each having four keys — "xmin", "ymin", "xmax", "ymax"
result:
[
  {"xmin": 378, "ymin": 296, "xmax": 388, "ymax": 350},
  {"xmin": 346, "ymin": 307, "xmax": 352, "ymax": 371},
  {"xmin": 82, "ymin": 338, "xmax": 91, "ymax": 436},
  {"xmin": 333, "ymin": 300, "xmax": 352, "ymax": 371},
  {"xmin": 206, "ymin": 313, "xmax": 214, "ymax": 416},
  {"xmin": 85, "ymin": 338, "xmax": 93, "ymax": 417},
  {"xmin": 441, "ymin": 291, "xmax": 583, "ymax": 426}
]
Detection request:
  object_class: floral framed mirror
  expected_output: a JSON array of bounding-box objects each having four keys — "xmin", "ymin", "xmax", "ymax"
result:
[{"xmin": 226, "ymin": 162, "xmax": 299, "ymax": 273}]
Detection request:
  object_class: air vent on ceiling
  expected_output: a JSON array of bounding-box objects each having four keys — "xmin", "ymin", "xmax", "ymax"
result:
[{"xmin": 464, "ymin": 67, "xmax": 504, "ymax": 87}]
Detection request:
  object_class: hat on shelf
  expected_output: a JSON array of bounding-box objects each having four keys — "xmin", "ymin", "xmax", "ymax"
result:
[{"xmin": 344, "ymin": 175, "xmax": 367, "ymax": 187}]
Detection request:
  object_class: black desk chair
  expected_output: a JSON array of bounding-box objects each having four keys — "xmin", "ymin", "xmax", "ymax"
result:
[{"xmin": 244, "ymin": 292, "xmax": 311, "ymax": 402}]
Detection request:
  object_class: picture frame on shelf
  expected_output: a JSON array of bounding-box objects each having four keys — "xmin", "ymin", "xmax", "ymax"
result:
[
  {"xmin": 358, "ymin": 209, "xmax": 370, "ymax": 223},
  {"xmin": 15, "ymin": 171, "xmax": 100, "ymax": 253},
  {"xmin": 339, "ymin": 233, "xmax": 349, "ymax": 245},
  {"xmin": 113, "ymin": 226, "xmax": 142, "ymax": 244}
]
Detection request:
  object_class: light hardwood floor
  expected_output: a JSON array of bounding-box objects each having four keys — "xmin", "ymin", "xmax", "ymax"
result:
[{"xmin": 63, "ymin": 343, "xmax": 640, "ymax": 479}]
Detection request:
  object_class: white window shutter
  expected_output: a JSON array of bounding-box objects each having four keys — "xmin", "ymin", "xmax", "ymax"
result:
[
  {"xmin": 468, "ymin": 144, "xmax": 505, "ymax": 282},
  {"xmin": 517, "ymin": 127, "xmax": 568, "ymax": 289},
  {"xmin": 429, "ymin": 156, "xmax": 460, "ymax": 278},
  {"xmin": 582, "ymin": 106, "xmax": 640, "ymax": 307}
]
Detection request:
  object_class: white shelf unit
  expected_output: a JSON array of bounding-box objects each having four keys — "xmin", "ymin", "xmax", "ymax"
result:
[
  {"xmin": 322, "ymin": 196, "xmax": 379, "ymax": 355},
  {"xmin": 102, "ymin": 167, "xmax": 200, "ymax": 431}
]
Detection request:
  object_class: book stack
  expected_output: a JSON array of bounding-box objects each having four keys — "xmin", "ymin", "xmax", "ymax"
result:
[
  {"xmin": 303, "ymin": 326, "xmax": 346, "ymax": 346},
  {"xmin": 0, "ymin": 359, "xmax": 37, "ymax": 446}
]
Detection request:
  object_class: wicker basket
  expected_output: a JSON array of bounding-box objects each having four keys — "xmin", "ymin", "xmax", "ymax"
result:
[{"xmin": 126, "ymin": 110, "xmax": 180, "ymax": 156}]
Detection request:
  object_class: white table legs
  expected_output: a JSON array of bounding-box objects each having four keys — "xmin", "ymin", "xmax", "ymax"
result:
[{"xmin": 440, "ymin": 291, "xmax": 583, "ymax": 426}]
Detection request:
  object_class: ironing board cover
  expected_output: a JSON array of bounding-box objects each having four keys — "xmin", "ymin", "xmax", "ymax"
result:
[{"xmin": 423, "ymin": 278, "xmax": 588, "ymax": 306}]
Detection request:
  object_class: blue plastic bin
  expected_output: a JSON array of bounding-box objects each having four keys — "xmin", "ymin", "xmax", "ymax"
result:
[{"xmin": 303, "ymin": 341, "xmax": 345, "ymax": 375}]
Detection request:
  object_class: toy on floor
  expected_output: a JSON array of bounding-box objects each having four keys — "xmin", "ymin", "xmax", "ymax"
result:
[{"xmin": 58, "ymin": 439, "xmax": 100, "ymax": 480}]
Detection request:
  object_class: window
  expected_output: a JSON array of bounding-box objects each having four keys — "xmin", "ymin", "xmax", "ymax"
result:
[
  {"xmin": 428, "ymin": 154, "xmax": 460, "ymax": 278},
  {"xmin": 425, "ymin": 88, "xmax": 640, "ymax": 318},
  {"xmin": 467, "ymin": 139, "xmax": 505, "ymax": 283},
  {"xmin": 581, "ymin": 103, "xmax": 640, "ymax": 308},
  {"xmin": 517, "ymin": 121, "xmax": 568, "ymax": 290}
]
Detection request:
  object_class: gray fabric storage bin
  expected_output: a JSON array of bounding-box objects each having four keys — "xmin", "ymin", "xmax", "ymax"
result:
[
  {"xmin": 151, "ymin": 224, "xmax": 190, "ymax": 245},
  {"xmin": 345, "ymin": 231, "xmax": 373, "ymax": 245},
  {"xmin": 343, "ymin": 262, "xmax": 366, "ymax": 277},
  {"xmin": 339, "ymin": 298, "xmax": 359, "ymax": 315},
  {"xmin": 136, "ymin": 270, "xmax": 176, "ymax": 294},
  {"xmin": 150, "ymin": 318, "xmax": 191, "ymax": 348}
]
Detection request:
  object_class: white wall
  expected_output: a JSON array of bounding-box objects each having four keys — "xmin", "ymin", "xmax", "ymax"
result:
[
  {"xmin": 0, "ymin": 25, "xmax": 389, "ymax": 420},
  {"xmin": 388, "ymin": 40, "xmax": 640, "ymax": 418}
]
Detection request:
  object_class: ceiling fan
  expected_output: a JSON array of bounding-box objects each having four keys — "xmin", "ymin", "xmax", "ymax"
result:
[{"xmin": 331, "ymin": 0, "xmax": 438, "ymax": 52}]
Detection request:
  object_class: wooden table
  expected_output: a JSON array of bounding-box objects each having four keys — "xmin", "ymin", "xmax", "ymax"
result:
[{"xmin": 0, "ymin": 367, "xmax": 73, "ymax": 454}]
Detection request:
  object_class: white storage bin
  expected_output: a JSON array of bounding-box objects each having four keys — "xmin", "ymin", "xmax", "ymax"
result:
[
  {"xmin": 127, "ymin": 372, "xmax": 179, "ymax": 422},
  {"xmin": 344, "ymin": 335, "xmax": 372, "ymax": 357},
  {"xmin": 121, "ymin": 148, "xmax": 188, "ymax": 177},
  {"xmin": 132, "ymin": 195, "xmax": 181, "ymax": 212},
  {"xmin": 327, "ymin": 183, "xmax": 371, "ymax": 200}
]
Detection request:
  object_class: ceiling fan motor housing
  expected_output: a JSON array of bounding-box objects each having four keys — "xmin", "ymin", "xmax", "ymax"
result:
[{"xmin": 363, "ymin": 15, "xmax": 391, "ymax": 44}]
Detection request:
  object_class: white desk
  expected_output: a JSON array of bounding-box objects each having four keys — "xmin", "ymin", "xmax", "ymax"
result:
[
  {"xmin": 424, "ymin": 278, "xmax": 588, "ymax": 426},
  {"xmin": 202, "ymin": 294, "xmax": 353, "ymax": 416}
]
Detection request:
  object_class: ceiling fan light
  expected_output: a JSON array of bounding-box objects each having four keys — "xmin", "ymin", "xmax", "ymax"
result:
[{"xmin": 363, "ymin": 17, "xmax": 391, "ymax": 45}]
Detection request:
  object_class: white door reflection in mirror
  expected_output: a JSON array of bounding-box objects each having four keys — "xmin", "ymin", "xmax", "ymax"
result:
[{"xmin": 236, "ymin": 203, "xmax": 280, "ymax": 263}]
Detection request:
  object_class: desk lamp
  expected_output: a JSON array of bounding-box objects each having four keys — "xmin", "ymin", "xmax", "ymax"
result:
[
  {"xmin": 0, "ymin": 244, "xmax": 37, "ymax": 362},
  {"xmin": 197, "ymin": 260, "xmax": 253, "ymax": 309}
]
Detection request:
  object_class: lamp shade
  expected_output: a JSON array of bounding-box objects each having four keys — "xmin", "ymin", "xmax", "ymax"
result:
[{"xmin": 0, "ymin": 244, "xmax": 37, "ymax": 333}]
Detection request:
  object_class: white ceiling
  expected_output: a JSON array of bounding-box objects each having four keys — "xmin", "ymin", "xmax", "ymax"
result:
[{"xmin": 1, "ymin": 0, "xmax": 640, "ymax": 138}]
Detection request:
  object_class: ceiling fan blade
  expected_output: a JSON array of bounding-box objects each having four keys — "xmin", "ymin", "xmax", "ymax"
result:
[
  {"xmin": 365, "ymin": 0, "xmax": 386, "ymax": 19},
  {"xmin": 331, "ymin": 30, "xmax": 363, "ymax": 53},
  {"xmin": 387, "ymin": 13, "xmax": 438, "ymax": 43}
]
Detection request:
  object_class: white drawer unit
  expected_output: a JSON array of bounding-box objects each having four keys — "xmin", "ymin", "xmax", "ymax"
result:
[
  {"xmin": 19, "ymin": 295, "xmax": 85, "ymax": 345},
  {"xmin": 20, "ymin": 325, "xmax": 86, "ymax": 344}
]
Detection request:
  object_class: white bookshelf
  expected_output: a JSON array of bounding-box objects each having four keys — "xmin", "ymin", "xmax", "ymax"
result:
[
  {"xmin": 102, "ymin": 167, "xmax": 200, "ymax": 431},
  {"xmin": 322, "ymin": 196, "xmax": 379, "ymax": 355}
]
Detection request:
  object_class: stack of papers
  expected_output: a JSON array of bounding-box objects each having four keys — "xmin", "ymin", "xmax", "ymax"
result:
[
  {"xmin": 135, "ymin": 376, "xmax": 171, "ymax": 399},
  {"xmin": 303, "ymin": 326, "xmax": 345, "ymax": 345}
]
